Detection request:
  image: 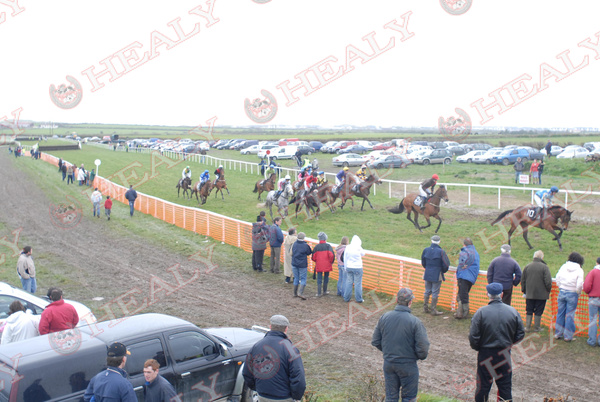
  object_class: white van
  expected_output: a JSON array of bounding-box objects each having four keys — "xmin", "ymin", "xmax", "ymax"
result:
[{"xmin": 269, "ymin": 145, "xmax": 298, "ymax": 160}]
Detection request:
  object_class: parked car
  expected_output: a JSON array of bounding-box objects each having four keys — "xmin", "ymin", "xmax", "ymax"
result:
[
  {"xmin": 355, "ymin": 141, "xmax": 375, "ymax": 151},
  {"xmin": 0, "ymin": 282, "xmax": 96, "ymax": 336},
  {"xmin": 332, "ymin": 141, "xmax": 357, "ymax": 152},
  {"xmin": 0, "ymin": 313, "xmax": 266, "ymax": 402},
  {"xmin": 235, "ymin": 140, "xmax": 259, "ymax": 150},
  {"xmin": 518, "ymin": 146, "xmax": 545, "ymax": 161},
  {"xmin": 240, "ymin": 145, "xmax": 260, "ymax": 155},
  {"xmin": 267, "ymin": 145, "xmax": 299, "ymax": 160},
  {"xmin": 320, "ymin": 141, "xmax": 339, "ymax": 153},
  {"xmin": 447, "ymin": 146, "xmax": 467, "ymax": 156},
  {"xmin": 473, "ymin": 148, "xmax": 504, "ymax": 164},
  {"xmin": 540, "ymin": 145, "xmax": 564, "ymax": 156},
  {"xmin": 427, "ymin": 142, "xmax": 448, "ymax": 149},
  {"xmin": 414, "ymin": 149, "xmax": 453, "ymax": 165},
  {"xmin": 367, "ymin": 154, "xmax": 412, "ymax": 169},
  {"xmin": 332, "ymin": 153, "xmax": 365, "ymax": 167},
  {"xmin": 309, "ymin": 141, "xmax": 324, "ymax": 151},
  {"xmin": 457, "ymin": 150, "xmax": 486, "ymax": 163},
  {"xmin": 338, "ymin": 144, "xmax": 368, "ymax": 154},
  {"xmin": 463, "ymin": 143, "xmax": 493, "ymax": 152},
  {"xmin": 372, "ymin": 141, "xmax": 394, "ymax": 151},
  {"xmin": 297, "ymin": 145, "xmax": 315, "ymax": 156},
  {"xmin": 583, "ymin": 142, "xmax": 600, "ymax": 152},
  {"xmin": 490, "ymin": 148, "xmax": 530, "ymax": 165},
  {"xmin": 256, "ymin": 144, "xmax": 280, "ymax": 158},
  {"xmin": 557, "ymin": 147, "xmax": 590, "ymax": 159}
]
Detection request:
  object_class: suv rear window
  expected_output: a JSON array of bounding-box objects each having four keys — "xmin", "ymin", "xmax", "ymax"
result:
[{"xmin": 168, "ymin": 332, "xmax": 217, "ymax": 363}]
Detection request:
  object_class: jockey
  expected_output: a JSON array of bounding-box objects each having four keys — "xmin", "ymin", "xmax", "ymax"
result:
[
  {"xmin": 181, "ymin": 166, "xmax": 192, "ymax": 185},
  {"xmin": 305, "ymin": 171, "xmax": 318, "ymax": 192},
  {"xmin": 316, "ymin": 171, "xmax": 327, "ymax": 186},
  {"xmin": 534, "ymin": 186, "xmax": 559, "ymax": 220},
  {"xmin": 418, "ymin": 174, "xmax": 438, "ymax": 207},
  {"xmin": 275, "ymin": 175, "xmax": 291, "ymax": 200},
  {"xmin": 298, "ymin": 167, "xmax": 308, "ymax": 182},
  {"xmin": 199, "ymin": 170, "xmax": 210, "ymax": 190},
  {"xmin": 334, "ymin": 167, "xmax": 349, "ymax": 194},
  {"xmin": 356, "ymin": 165, "xmax": 367, "ymax": 181},
  {"xmin": 264, "ymin": 163, "xmax": 276, "ymax": 180},
  {"xmin": 214, "ymin": 165, "xmax": 224, "ymax": 184}
]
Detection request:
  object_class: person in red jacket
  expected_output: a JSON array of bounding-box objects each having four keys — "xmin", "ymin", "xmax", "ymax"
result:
[
  {"xmin": 104, "ymin": 195, "xmax": 113, "ymax": 220},
  {"xmin": 304, "ymin": 171, "xmax": 318, "ymax": 192},
  {"xmin": 311, "ymin": 232, "xmax": 335, "ymax": 297},
  {"xmin": 584, "ymin": 257, "xmax": 600, "ymax": 346},
  {"xmin": 39, "ymin": 288, "xmax": 79, "ymax": 335}
]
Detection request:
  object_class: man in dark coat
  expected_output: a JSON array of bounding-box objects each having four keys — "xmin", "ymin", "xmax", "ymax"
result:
[
  {"xmin": 291, "ymin": 232, "xmax": 312, "ymax": 300},
  {"xmin": 521, "ymin": 250, "xmax": 552, "ymax": 332},
  {"xmin": 142, "ymin": 359, "xmax": 178, "ymax": 402},
  {"xmin": 269, "ymin": 217, "xmax": 284, "ymax": 274},
  {"xmin": 421, "ymin": 235, "xmax": 450, "ymax": 316},
  {"xmin": 487, "ymin": 244, "xmax": 522, "ymax": 305},
  {"xmin": 513, "ymin": 157, "xmax": 524, "ymax": 184},
  {"xmin": 469, "ymin": 283, "xmax": 525, "ymax": 402},
  {"xmin": 124, "ymin": 185, "xmax": 138, "ymax": 217},
  {"xmin": 251, "ymin": 215, "xmax": 269, "ymax": 273},
  {"xmin": 545, "ymin": 140, "xmax": 552, "ymax": 159}
]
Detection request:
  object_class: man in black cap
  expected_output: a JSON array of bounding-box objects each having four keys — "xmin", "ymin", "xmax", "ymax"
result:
[
  {"xmin": 243, "ymin": 315, "xmax": 306, "ymax": 401},
  {"xmin": 84, "ymin": 342, "xmax": 137, "ymax": 402},
  {"xmin": 372, "ymin": 288, "xmax": 430, "ymax": 402},
  {"xmin": 421, "ymin": 235, "xmax": 450, "ymax": 316},
  {"xmin": 469, "ymin": 283, "xmax": 525, "ymax": 402}
]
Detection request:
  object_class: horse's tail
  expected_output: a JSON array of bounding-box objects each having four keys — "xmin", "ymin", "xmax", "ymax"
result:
[
  {"xmin": 253, "ymin": 183, "xmax": 258, "ymax": 193},
  {"xmin": 491, "ymin": 210, "xmax": 514, "ymax": 226},
  {"xmin": 388, "ymin": 199, "xmax": 406, "ymax": 214}
]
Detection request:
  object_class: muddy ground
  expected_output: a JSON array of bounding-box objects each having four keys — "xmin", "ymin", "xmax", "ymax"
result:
[{"xmin": 0, "ymin": 153, "xmax": 597, "ymax": 401}]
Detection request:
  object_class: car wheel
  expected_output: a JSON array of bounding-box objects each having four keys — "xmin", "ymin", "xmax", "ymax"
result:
[
  {"xmin": 502, "ymin": 158, "xmax": 509, "ymax": 166},
  {"xmin": 444, "ymin": 158, "xmax": 451, "ymax": 165},
  {"xmin": 423, "ymin": 159, "xmax": 430, "ymax": 165},
  {"xmin": 272, "ymin": 156, "xmax": 277, "ymax": 160},
  {"xmin": 467, "ymin": 159, "xmax": 472, "ymax": 163},
  {"xmin": 522, "ymin": 157, "xmax": 528, "ymax": 163},
  {"xmin": 485, "ymin": 160, "xmax": 491, "ymax": 165},
  {"xmin": 307, "ymin": 151, "xmax": 312, "ymax": 155},
  {"xmin": 342, "ymin": 162, "xmax": 349, "ymax": 167},
  {"xmin": 377, "ymin": 163, "xmax": 384, "ymax": 169}
]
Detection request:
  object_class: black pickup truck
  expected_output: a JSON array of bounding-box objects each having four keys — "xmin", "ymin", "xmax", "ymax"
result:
[{"xmin": 0, "ymin": 313, "xmax": 265, "ymax": 402}]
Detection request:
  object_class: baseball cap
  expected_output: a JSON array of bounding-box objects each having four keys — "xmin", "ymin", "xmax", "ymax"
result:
[
  {"xmin": 270, "ymin": 315, "xmax": 290, "ymax": 327},
  {"xmin": 431, "ymin": 235, "xmax": 441, "ymax": 244},
  {"xmin": 396, "ymin": 288, "xmax": 415, "ymax": 303},
  {"xmin": 107, "ymin": 342, "xmax": 131, "ymax": 357}
]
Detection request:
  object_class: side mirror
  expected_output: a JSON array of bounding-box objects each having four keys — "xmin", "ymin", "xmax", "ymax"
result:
[{"xmin": 219, "ymin": 343, "xmax": 229, "ymax": 357}]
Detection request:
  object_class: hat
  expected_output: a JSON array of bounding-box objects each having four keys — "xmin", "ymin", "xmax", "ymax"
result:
[
  {"xmin": 318, "ymin": 232, "xmax": 327, "ymax": 241},
  {"xmin": 343, "ymin": 167, "xmax": 349, "ymax": 171},
  {"xmin": 270, "ymin": 315, "xmax": 290, "ymax": 327},
  {"xmin": 431, "ymin": 235, "xmax": 441, "ymax": 244},
  {"xmin": 297, "ymin": 232, "xmax": 306, "ymax": 240},
  {"xmin": 486, "ymin": 283, "xmax": 503, "ymax": 296},
  {"xmin": 396, "ymin": 288, "xmax": 415, "ymax": 303},
  {"xmin": 501, "ymin": 244, "xmax": 511, "ymax": 253},
  {"xmin": 107, "ymin": 342, "xmax": 130, "ymax": 357}
]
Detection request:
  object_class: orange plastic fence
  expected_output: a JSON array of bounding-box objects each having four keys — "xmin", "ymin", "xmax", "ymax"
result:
[{"xmin": 41, "ymin": 153, "xmax": 593, "ymax": 337}]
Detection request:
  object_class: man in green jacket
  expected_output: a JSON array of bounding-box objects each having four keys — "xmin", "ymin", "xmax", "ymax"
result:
[{"xmin": 521, "ymin": 250, "xmax": 552, "ymax": 332}]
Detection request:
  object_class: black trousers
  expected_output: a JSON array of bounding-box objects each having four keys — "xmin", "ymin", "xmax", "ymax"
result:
[
  {"xmin": 525, "ymin": 299, "xmax": 547, "ymax": 316},
  {"xmin": 501, "ymin": 287, "xmax": 513, "ymax": 306},
  {"xmin": 457, "ymin": 279, "xmax": 473, "ymax": 303},
  {"xmin": 252, "ymin": 250, "xmax": 265, "ymax": 271},
  {"xmin": 475, "ymin": 348, "xmax": 513, "ymax": 402}
]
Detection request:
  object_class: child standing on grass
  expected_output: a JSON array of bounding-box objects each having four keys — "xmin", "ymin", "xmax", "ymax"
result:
[{"xmin": 104, "ymin": 196, "xmax": 112, "ymax": 220}]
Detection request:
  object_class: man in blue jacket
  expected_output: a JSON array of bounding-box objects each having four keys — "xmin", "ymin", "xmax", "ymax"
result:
[
  {"xmin": 84, "ymin": 342, "xmax": 137, "ymax": 402},
  {"xmin": 455, "ymin": 238, "xmax": 480, "ymax": 319},
  {"xmin": 421, "ymin": 235, "xmax": 450, "ymax": 316},
  {"xmin": 269, "ymin": 217, "xmax": 284, "ymax": 274},
  {"xmin": 292, "ymin": 232, "xmax": 312, "ymax": 300},
  {"xmin": 487, "ymin": 244, "xmax": 521, "ymax": 306},
  {"xmin": 125, "ymin": 185, "xmax": 138, "ymax": 217},
  {"xmin": 243, "ymin": 315, "xmax": 306, "ymax": 402}
]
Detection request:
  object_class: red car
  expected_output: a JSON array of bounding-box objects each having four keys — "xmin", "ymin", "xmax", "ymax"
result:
[
  {"xmin": 332, "ymin": 141, "xmax": 357, "ymax": 152},
  {"xmin": 372, "ymin": 141, "xmax": 394, "ymax": 151}
]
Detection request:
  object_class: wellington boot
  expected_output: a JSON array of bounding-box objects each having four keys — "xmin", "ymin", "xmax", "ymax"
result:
[
  {"xmin": 525, "ymin": 314, "xmax": 533, "ymax": 332},
  {"xmin": 533, "ymin": 315, "xmax": 542, "ymax": 332},
  {"xmin": 316, "ymin": 283, "xmax": 322, "ymax": 297},
  {"xmin": 423, "ymin": 295, "xmax": 430, "ymax": 314},
  {"xmin": 293, "ymin": 285, "xmax": 298, "ymax": 298},
  {"xmin": 454, "ymin": 301, "xmax": 464, "ymax": 319},
  {"xmin": 298, "ymin": 285, "xmax": 307, "ymax": 300},
  {"xmin": 463, "ymin": 303, "xmax": 470, "ymax": 319},
  {"xmin": 430, "ymin": 298, "xmax": 443, "ymax": 316},
  {"xmin": 323, "ymin": 277, "xmax": 330, "ymax": 295}
]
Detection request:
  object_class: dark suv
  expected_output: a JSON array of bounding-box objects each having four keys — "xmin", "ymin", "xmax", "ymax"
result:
[{"xmin": 0, "ymin": 313, "xmax": 265, "ymax": 402}]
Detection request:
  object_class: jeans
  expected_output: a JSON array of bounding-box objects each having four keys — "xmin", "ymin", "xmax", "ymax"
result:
[
  {"xmin": 383, "ymin": 360, "xmax": 418, "ymax": 402},
  {"xmin": 62, "ymin": 171, "xmax": 66, "ymax": 181},
  {"xmin": 128, "ymin": 201, "xmax": 135, "ymax": 216},
  {"xmin": 538, "ymin": 172, "xmax": 543, "ymax": 185},
  {"xmin": 337, "ymin": 264, "xmax": 346, "ymax": 296},
  {"xmin": 317, "ymin": 272, "xmax": 329, "ymax": 290},
  {"xmin": 515, "ymin": 171, "xmax": 522, "ymax": 184},
  {"xmin": 67, "ymin": 174, "xmax": 73, "ymax": 184},
  {"xmin": 555, "ymin": 289, "xmax": 579, "ymax": 340},
  {"xmin": 105, "ymin": 208, "xmax": 111, "ymax": 219},
  {"xmin": 423, "ymin": 281, "xmax": 441, "ymax": 298},
  {"xmin": 292, "ymin": 266, "xmax": 307, "ymax": 286},
  {"xmin": 344, "ymin": 268, "xmax": 363, "ymax": 302},
  {"xmin": 588, "ymin": 297, "xmax": 600, "ymax": 346},
  {"xmin": 93, "ymin": 202, "xmax": 100, "ymax": 217},
  {"xmin": 20, "ymin": 277, "xmax": 37, "ymax": 293}
]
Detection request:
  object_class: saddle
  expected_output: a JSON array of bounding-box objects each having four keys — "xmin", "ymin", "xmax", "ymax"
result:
[
  {"xmin": 527, "ymin": 207, "xmax": 542, "ymax": 220},
  {"xmin": 414, "ymin": 196, "xmax": 425, "ymax": 207}
]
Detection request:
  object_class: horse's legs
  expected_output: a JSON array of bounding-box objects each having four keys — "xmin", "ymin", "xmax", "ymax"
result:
[
  {"xmin": 365, "ymin": 196, "xmax": 374, "ymax": 210},
  {"xmin": 421, "ymin": 216, "xmax": 432, "ymax": 230},
  {"xmin": 547, "ymin": 226, "xmax": 564, "ymax": 250},
  {"xmin": 520, "ymin": 222, "xmax": 533, "ymax": 250},
  {"xmin": 226, "ymin": 187, "xmax": 230, "ymax": 195},
  {"xmin": 434, "ymin": 214, "xmax": 443, "ymax": 233},
  {"xmin": 361, "ymin": 198, "xmax": 366, "ymax": 211},
  {"xmin": 407, "ymin": 208, "xmax": 422, "ymax": 232}
]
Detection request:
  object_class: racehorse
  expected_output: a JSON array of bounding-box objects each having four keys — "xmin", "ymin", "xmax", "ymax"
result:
[
  {"xmin": 265, "ymin": 183, "xmax": 294, "ymax": 220},
  {"xmin": 191, "ymin": 181, "xmax": 214, "ymax": 205},
  {"xmin": 328, "ymin": 174, "xmax": 382, "ymax": 211},
  {"xmin": 213, "ymin": 177, "xmax": 230, "ymax": 200},
  {"xmin": 389, "ymin": 185, "xmax": 449, "ymax": 233},
  {"xmin": 491, "ymin": 205, "xmax": 572, "ymax": 251},
  {"xmin": 291, "ymin": 187, "xmax": 321, "ymax": 220},
  {"xmin": 316, "ymin": 183, "xmax": 335, "ymax": 213},
  {"xmin": 176, "ymin": 177, "xmax": 192, "ymax": 199},
  {"xmin": 253, "ymin": 173, "xmax": 276, "ymax": 201}
]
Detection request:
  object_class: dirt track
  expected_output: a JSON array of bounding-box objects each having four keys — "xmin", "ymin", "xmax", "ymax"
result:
[{"xmin": 0, "ymin": 153, "xmax": 597, "ymax": 401}]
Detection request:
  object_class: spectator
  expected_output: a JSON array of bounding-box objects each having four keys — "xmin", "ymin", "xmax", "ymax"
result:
[
  {"xmin": 77, "ymin": 164, "xmax": 86, "ymax": 186},
  {"xmin": 421, "ymin": 235, "xmax": 450, "ymax": 315},
  {"xmin": 84, "ymin": 342, "xmax": 137, "ymax": 402},
  {"xmin": 243, "ymin": 315, "xmax": 306, "ymax": 401},
  {"xmin": 469, "ymin": 283, "xmax": 525, "ymax": 402},
  {"xmin": 521, "ymin": 250, "xmax": 552, "ymax": 332},
  {"xmin": 251, "ymin": 216, "xmax": 269, "ymax": 273},
  {"xmin": 258, "ymin": 158, "xmax": 266, "ymax": 176},
  {"xmin": 91, "ymin": 188, "xmax": 102, "ymax": 218},
  {"xmin": 0, "ymin": 301, "xmax": 39, "ymax": 345},
  {"xmin": 537, "ymin": 159, "xmax": 545, "ymax": 185},
  {"xmin": 335, "ymin": 236, "xmax": 349, "ymax": 297},
  {"xmin": 142, "ymin": 359, "xmax": 178, "ymax": 402},
  {"xmin": 89, "ymin": 169, "xmax": 96, "ymax": 186},
  {"xmin": 343, "ymin": 235, "xmax": 366, "ymax": 303},
  {"xmin": 283, "ymin": 227, "xmax": 297, "ymax": 284},
  {"xmin": 125, "ymin": 185, "xmax": 138, "ymax": 217},
  {"xmin": 258, "ymin": 210, "xmax": 267, "ymax": 223},
  {"xmin": 455, "ymin": 238, "xmax": 480, "ymax": 319},
  {"xmin": 584, "ymin": 257, "xmax": 600, "ymax": 347},
  {"xmin": 311, "ymin": 232, "xmax": 335, "ymax": 297},
  {"xmin": 38, "ymin": 288, "xmax": 79, "ymax": 335},
  {"xmin": 555, "ymin": 252, "xmax": 585, "ymax": 342},
  {"xmin": 513, "ymin": 157, "xmax": 524, "ymax": 184},
  {"xmin": 530, "ymin": 159, "xmax": 540, "ymax": 185},
  {"xmin": 487, "ymin": 244, "xmax": 521, "ymax": 305},
  {"xmin": 545, "ymin": 140, "xmax": 552, "ymax": 159},
  {"xmin": 58, "ymin": 158, "xmax": 63, "ymax": 172},
  {"xmin": 372, "ymin": 288, "xmax": 430, "ymax": 402},
  {"xmin": 67, "ymin": 164, "xmax": 74, "ymax": 184},
  {"xmin": 105, "ymin": 195, "xmax": 113, "ymax": 220},
  {"xmin": 61, "ymin": 162, "xmax": 67, "ymax": 181},
  {"xmin": 16, "ymin": 246, "xmax": 36, "ymax": 293},
  {"xmin": 291, "ymin": 232, "xmax": 312, "ymax": 300},
  {"xmin": 311, "ymin": 157, "xmax": 319, "ymax": 170},
  {"xmin": 269, "ymin": 217, "xmax": 284, "ymax": 274}
]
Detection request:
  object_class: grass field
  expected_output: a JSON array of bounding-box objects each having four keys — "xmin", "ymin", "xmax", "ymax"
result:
[{"xmin": 33, "ymin": 144, "xmax": 600, "ymax": 276}]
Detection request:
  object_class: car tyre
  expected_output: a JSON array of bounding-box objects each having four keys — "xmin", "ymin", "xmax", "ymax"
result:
[
  {"xmin": 522, "ymin": 157, "xmax": 528, "ymax": 163},
  {"xmin": 307, "ymin": 151, "xmax": 312, "ymax": 155},
  {"xmin": 502, "ymin": 158, "xmax": 509, "ymax": 166},
  {"xmin": 271, "ymin": 156, "xmax": 277, "ymax": 160},
  {"xmin": 377, "ymin": 163, "xmax": 384, "ymax": 169},
  {"xmin": 444, "ymin": 158, "xmax": 451, "ymax": 165},
  {"xmin": 467, "ymin": 159, "xmax": 472, "ymax": 163},
  {"xmin": 342, "ymin": 162, "xmax": 349, "ymax": 167},
  {"xmin": 485, "ymin": 160, "xmax": 491, "ymax": 165},
  {"xmin": 423, "ymin": 159, "xmax": 431, "ymax": 165}
]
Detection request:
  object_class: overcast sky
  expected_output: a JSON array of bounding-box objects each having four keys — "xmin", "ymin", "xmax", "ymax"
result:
[{"xmin": 1, "ymin": 0, "xmax": 600, "ymax": 129}]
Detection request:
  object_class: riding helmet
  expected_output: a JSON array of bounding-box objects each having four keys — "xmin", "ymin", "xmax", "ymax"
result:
[
  {"xmin": 319, "ymin": 171, "xmax": 324, "ymax": 175},
  {"xmin": 204, "ymin": 170, "xmax": 208, "ymax": 173},
  {"xmin": 432, "ymin": 174, "xmax": 439, "ymax": 180},
  {"xmin": 285, "ymin": 175, "xmax": 290, "ymax": 180},
  {"xmin": 343, "ymin": 167, "xmax": 349, "ymax": 171},
  {"xmin": 551, "ymin": 186, "xmax": 559, "ymax": 192}
]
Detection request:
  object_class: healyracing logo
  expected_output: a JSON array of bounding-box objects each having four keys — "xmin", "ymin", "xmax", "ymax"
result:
[
  {"xmin": 251, "ymin": 0, "xmax": 272, "ymax": 3},
  {"xmin": 49, "ymin": 195, "xmax": 83, "ymax": 230},
  {"xmin": 438, "ymin": 107, "xmax": 472, "ymax": 142},
  {"xmin": 49, "ymin": 75, "xmax": 83, "ymax": 109},
  {"xmin": 49, "ymin": 327, "xmax": 82, "ymax": 355},
  {"xmin": 244, "ymin": 90, "xmax": 278, "ymax": 123},
  {"xmin": 439, "ymin": 0, "xmax": 472, "ymax": 15}
]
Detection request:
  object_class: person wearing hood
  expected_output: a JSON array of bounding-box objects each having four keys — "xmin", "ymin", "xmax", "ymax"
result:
[
  {"xmin": 311, "ymin": 232, "xmax": 335, "ymax": 297},
  {"xmin": 343, "ymin": 235, "xmax": 366, "ymax": 303},
  {"xmin": 335, "ymin": 237, "xmax": 349, "ymax": 297},
  {"xmin": 291, "ymin": 232, "xmax": 312, "ymax": 300},
  {"xmin": 521, "ymin": 250, "xmax": 552, "ymax": 332},
  {"xmin": 1, "ymin": 301, "xmax": 39, "ymax": 345},
  {"xmin": 584, "ymin": 257, "xmax": 600, "ymax": 347},
  {"xmin": 554, "ymin": 252, "xmax": 585, "ymax": 342},
  {"xmin": 487, "ymin": 245, "xmax": 521, "ymax": 306},
  {"xmin": 283, "ymin": 228, "xmax": 297, "ymax": 284}
]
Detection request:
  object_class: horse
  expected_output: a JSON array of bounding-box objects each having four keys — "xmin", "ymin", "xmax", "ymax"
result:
[
  {"xmin": 328, "ymin": 174, "xmax": 382, "ymax": 211},
  {"xmin": 316, "ymin": 182, "xmax": 335, "ymax": 213},
  {"xmin": 253, "ymin": 173, "xmax": 276, "ymax": 201},
  {"xmin": 389, "ymin": 185, "xmax": 449, "ymax": 233},
  {"xmin": 176, "ymin": 177, "xmax": 192, "ymax": 199},
  {"xmin": 291, "ymin": 187, "xmax": 321, "ymax": 220},
  {"xmin": 191, "ymin": 181, "xmax": 214, "ymax": 205},
  {"xmin": 491, "ymin": 205, "xmax": 572, "ymax": 251},
  {"xmin": 213, "ymin": 178, "xmax": 229, "ymax": 200},
  {"xmin": 265, "ymin": 183, "xmax": 294, "ymax": 220}
]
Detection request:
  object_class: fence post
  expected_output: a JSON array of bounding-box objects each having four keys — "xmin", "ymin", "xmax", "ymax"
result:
[
  {"xmin": 498, "ymin": 188, "xmax": 501, "ymax": 209},
  {"xmin": 389, "ymin": 181, "xmax": 391, "ymax": 198},
  {"xmin": 468, "ymin": 185, "xmax": 471, "ymax": 206},
  {"xmin": 565, "ymin": 192, "xmax": 568, "ymax": 209},
  {"xmin": 404, "ymin": 183, "xmax": 407, "ymax": 198}
]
